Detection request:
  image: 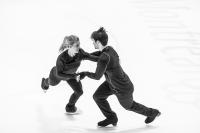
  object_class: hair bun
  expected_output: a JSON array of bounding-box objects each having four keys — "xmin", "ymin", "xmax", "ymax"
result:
[{"xmin": 98, "ymin": 27, "xmax": 106, "ymax": 33}]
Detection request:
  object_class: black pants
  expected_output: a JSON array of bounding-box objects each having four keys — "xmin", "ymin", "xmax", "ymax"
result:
[
  {"xmin": 93, "ymin": 81, "xmax": 154, "ymax": 119},
  {"xmin": 46, "ymin": 67, "xmax": 83, "ymax": 106}
]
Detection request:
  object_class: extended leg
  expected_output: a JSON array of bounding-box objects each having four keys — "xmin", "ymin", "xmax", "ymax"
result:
[
  {"xmin": 41, "ymin": 66, "xmax": 61, "ymax": 90},
  {"xmin": 116, "ymin": 88, "xmax": 160, "ymax": 124}
]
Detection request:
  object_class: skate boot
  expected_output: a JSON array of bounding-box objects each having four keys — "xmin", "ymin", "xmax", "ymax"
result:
[
  {"xmin": 145, "ymin": 109, "xmax": 161, "ymax": 124},
  {"xmin": 98, "ymin": 115, "xmax": 118, "ymax": 127},
  {"xmin": 65, "ymin": 104, "xmax": 77, "ymax": 113},
  {"xmin": 41, "ymin": 78, "xmax": 49, "ymax": 90}
]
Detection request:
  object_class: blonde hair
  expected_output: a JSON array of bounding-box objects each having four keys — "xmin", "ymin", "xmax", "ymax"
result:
[{"xmin": 59, "ymin": 35, "xmax": 80, "ymax": 53}]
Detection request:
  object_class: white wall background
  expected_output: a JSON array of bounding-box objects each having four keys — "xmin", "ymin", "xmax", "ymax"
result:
[{"xmin": 0, "ymin": 0, "xmax": 200, "ymax": 133}]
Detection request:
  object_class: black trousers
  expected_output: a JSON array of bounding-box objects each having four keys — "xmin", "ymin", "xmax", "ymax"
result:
[
  {"xmin": 46, "ymin": 67, "xmax": 83, "ymax": 106},
  {"xmin": 93, "ymin": 81, "xmax": 154, "ymax": 119}
]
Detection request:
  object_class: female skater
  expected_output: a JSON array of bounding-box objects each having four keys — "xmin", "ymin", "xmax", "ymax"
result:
[
  {"xmin": 41, "ymin": 35, "xmax": 97, "ymax": 113},
  {"xmin": 78, "ymin": 27, "xmax": 161, "ymax": 127}
]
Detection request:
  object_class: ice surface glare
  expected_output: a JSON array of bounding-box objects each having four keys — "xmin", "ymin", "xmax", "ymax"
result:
[{"xmin": 0, "ymin": 0, "xmax": 200, "ymax": 133}]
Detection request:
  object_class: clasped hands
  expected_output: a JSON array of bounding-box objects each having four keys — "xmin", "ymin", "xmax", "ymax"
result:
[{"xmin": 75, "ymin": 71, "xmax": 89, "ymax": 82}]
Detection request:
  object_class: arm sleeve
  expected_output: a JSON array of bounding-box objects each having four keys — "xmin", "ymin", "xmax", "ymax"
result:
[
  {"xmin": 85, "ymin": 54, "xmax": 99, "ymax": 62},
  {"xmin": 56, "ymin": 54, "xmax": 76, "ymax": 80},
  {"xmin": 79, "ymin": 48, "xmax": 99, "ymax": 62},
  {"xmin": 90, "ymin": 51, "xmax": 102, "ymax": 56},
  {"xmin": 86, "ymin": 52, "xmax": 110, "ymax": 80}
]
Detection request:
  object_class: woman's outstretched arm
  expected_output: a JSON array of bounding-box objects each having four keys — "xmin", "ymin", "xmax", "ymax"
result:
[{"xmin": 79, "ymin": 48, "xmax": 100, "ymax": 62}]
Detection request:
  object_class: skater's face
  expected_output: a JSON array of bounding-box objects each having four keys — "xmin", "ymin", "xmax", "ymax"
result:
[
  {"xmin": 62, "ymin": 39, "xmax": 80, "ymax": 53},
  {"xmin": 92, "ymin": 39, "xmax": 99, "ymax": 49},
  {"xmin": 70, "ymin": 42, "xmax": 80, "ymax": 53},
  {"xmin": 62, "ymin": 40, "xmax": 71, "ymax": 50}
]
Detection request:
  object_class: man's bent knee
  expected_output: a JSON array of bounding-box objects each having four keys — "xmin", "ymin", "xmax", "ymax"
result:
[
  {"xmin": 75, "ymin": 90, "xmax": 83, "ymax": 96},
  {"xmin": 120, "ymin": 102, "xmax": 133, "ymax": 110}
]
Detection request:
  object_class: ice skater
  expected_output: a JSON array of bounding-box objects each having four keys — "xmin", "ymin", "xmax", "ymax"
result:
[
  {"xmin": 78, "ymin": 27, "xmax": 161, "ymax": 127},
  {"xmin": 41, "ymin": 35, "xmax": 98, "ymax": 113}
]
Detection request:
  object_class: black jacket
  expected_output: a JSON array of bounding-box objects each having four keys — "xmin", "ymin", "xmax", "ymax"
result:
[
  {"xmin": 56, "ymin": 48, "xmax": 98, "ymax": 80},
  {"xmin": 86, "ymin": 46, "xmax": 133, "ymax": 93}
]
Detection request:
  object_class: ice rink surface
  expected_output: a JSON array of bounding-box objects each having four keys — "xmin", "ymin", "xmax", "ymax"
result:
[{"xmin": 0, "ymin": 0, "xmax": 200, "ymax": 133}]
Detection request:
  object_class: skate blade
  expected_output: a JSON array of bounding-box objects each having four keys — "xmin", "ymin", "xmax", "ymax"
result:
[
  {"xmin": 97, "ymin": 123, "xmax": 117, "ymax": 128},
  {"xmin": 157, "ymin": 112, "xmax": 161, "ymax": 117},
  {"xmin": 112, "ymin": 123, "xmax": 117, "ymax": 126},
  {"xmin": 65, "ymin": 109, "xmax": 82, "ymax": 115}
]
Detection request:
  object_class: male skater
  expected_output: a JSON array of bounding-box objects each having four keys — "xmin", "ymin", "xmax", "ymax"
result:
[{"xmin": 78, "ymin": 27, "xmax": 161, "ymax": 127}]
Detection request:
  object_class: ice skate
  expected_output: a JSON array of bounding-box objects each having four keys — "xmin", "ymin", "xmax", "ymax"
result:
[
  {"xmin": 145, "ymin": 109, "xmax": 161, "ymax": 124},
  {"xmin": 41, "ymin": 78, "xmax": 49, "ymax": 91},
  {"xmin": 65, "ymin": 104, "xmax": 78, "ymax": 114},
  {"xmin": 97, "ymin": 116, "xmax": 118, "ymax": 127}
]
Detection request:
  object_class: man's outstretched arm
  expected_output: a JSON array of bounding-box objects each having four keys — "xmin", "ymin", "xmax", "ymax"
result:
[{"xmin": 83, "ymin": 52, "xmax": 110, "ymax": 80}]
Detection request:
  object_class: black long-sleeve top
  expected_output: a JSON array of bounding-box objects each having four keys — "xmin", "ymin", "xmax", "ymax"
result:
[
  {"xmin": 86, "ymin": 46, "xmax": 133, "ymax": 92},
  {"xmin": 56, "ymin": 48, "xmax": 98, "ymax": 81}
]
